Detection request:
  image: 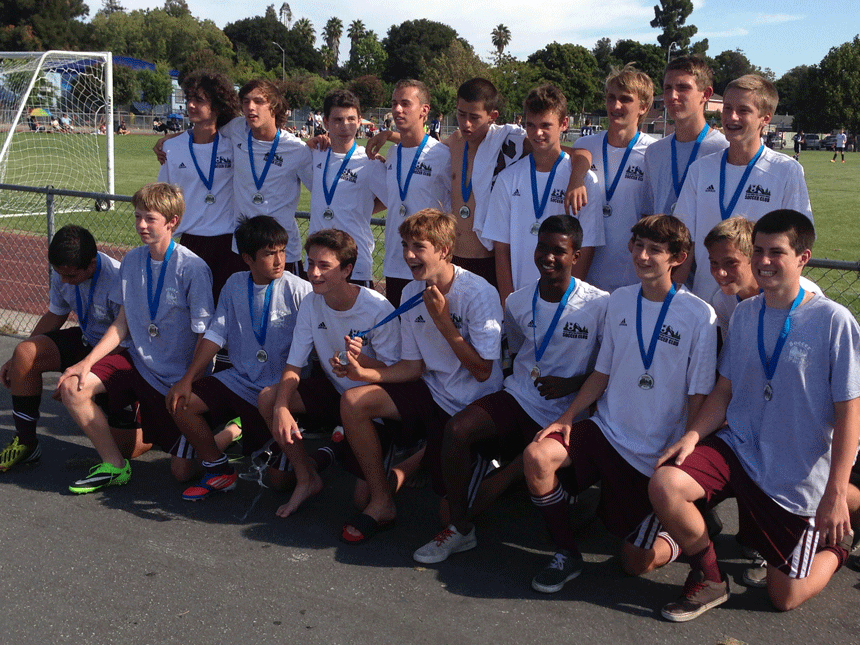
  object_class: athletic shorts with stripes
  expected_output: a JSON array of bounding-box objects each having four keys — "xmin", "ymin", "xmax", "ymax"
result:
[
  {"xmin": 190, "ymin": 375, "xmax": 269, "ymax": 455},
  {"xmin": 549, "ymin": 419, "xmax": 660, "ymax": 549},
  {"xmin": 90, "ymin": 352, "xmax": 192, "ymax": 458},
  {"xmin": 666, "ymin": 435, "xmax": 820, "ymax": 579}
]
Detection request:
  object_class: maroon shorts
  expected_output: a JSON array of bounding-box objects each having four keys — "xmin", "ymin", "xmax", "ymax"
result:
[
  {"xmin": 667, "ymin": 435, "xmax": 819, "ymax": 579},
  {"xmin": 550, "ymin": 419, "xmax": 655, "ymax": 542},
  {"xmin": 43, "ymin": 327, "xmax": 90, "ymax": 370},
  {"xmin": 469, "ymin": 389, "xmax": 540, "ymax": 461},
  {"xmin": 453, "ymin": 255, "xmax": 497, "ymax": 289},
  {"xmin": 382, "ymin": 276, "xmax": 410, "ymax": 307},
  {"xmin": 180, "ymin": 232, "xmax": 246, "ymax": 304},
  {"xmin": 191, "ymin": 376, "xmax": 269, "ymax": 455},
  {"xmin": 296, "ymin": 375, "xmax": 344, "ymax": 428},
  {"xmin": 90, "ymin": 353, "xmax": 188, "ymax": 457}
]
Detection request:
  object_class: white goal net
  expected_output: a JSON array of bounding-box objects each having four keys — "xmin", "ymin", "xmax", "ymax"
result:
[{"xmin": 0, "ymin": 51, "xmax": 114, "ymax": 217}]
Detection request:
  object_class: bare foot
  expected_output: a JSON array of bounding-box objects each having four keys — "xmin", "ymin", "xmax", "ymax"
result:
[{"xmin": 275, "ymin": 471, "xmax": 323, "ymax": 518}]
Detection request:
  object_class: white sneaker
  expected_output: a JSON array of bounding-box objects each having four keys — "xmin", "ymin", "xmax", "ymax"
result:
[{"xmin": 413, "ymin": 524, "xmax": 477, "ymax": 563}]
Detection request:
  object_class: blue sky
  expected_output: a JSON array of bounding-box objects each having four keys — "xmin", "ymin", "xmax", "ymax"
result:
[{"xmin": 104, "ymin": 0, "xmax": 859, "ymax": 78}]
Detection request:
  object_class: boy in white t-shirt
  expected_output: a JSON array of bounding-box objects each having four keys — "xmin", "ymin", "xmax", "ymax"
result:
[
  {"xmin": 57, "ymin": 184, "xmax": 219, "ymax": 494},
  {"xmin": 673, "ymin": 74, "xmax": 812, "ymax": 302},
  {"xmin": 523, "ymin": 214, "xmax": 716, "ymax": 593},
  {"xmin": 337, "ymin": 209, "xmax": 503, "ymax": 544},
  {"xmin": 483, "ymin": 84, "xmax": 604, "ymax": 306},
  {"xmin": 412, "ymin": 215, "xmax": 609, "ymax": 564},
  {"xmin": 0, "ymin": 225, "xmax": 125, "ymax": 471},
  {"xmin": 257, "ymin": 229, "xmax": 401, "ymax": 518},
  {"xmin": 650, "ymin": 210, "xmax": 860, "ymax": 621},
  {"xmin": 166, "ymin": 216, "xmax": 312, "ymax": 502}
]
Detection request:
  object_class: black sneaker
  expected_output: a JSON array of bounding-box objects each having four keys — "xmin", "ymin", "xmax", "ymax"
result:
[{"xmin": 531, "ymin": 550, "xmax": 583, "ymax": 593}]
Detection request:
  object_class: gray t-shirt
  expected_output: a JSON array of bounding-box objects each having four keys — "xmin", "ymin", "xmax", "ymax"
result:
[{"xmin": 718, "ymin": 293, "xmax": 860, "ymax": 516}]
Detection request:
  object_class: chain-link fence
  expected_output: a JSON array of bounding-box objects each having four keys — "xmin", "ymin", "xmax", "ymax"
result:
[
  {"xmin": 0, "ymin": 183, "xmax": 388, "ymax": 336},
  {"xmin": 3, "ymin": 182, "xmax": 860, "ymax": 337}
]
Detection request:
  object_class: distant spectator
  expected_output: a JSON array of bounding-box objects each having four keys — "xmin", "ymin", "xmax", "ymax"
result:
[
  {"xmin": 116, "ymin": 120, "xmax": 129, "ymax": 135},
  {"xmin": 792, "ymin": 130, "xmax": 804, "ymax": 160}
]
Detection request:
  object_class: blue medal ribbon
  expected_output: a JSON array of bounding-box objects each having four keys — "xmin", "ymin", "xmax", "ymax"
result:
[
  {"xmin": 322, "ymin": 141, "xmax": 357, "ymax": 208},
  {"xmin": 531, "ymin": 278, "xmax": 576, "ymax": 365},
  {"xmin": 461, "ymin": 141, "xmax": 473, "ymax": 203},
  {"xmin": 74, "ymin": 254, "xmax": 101, "ymax": 336},
  {"xmin": 248, "ymin": 128, "xmax": 281, "ymax": 193},
  {"xmin": 671, "ymin": 124, "xmax": 708, "ymax": 198},
  {"xmin": 247, "ymin": 274, "xmax": 274, "ymax": 348},
  {"xmin": 146, "ymin": 239, "xmax": 176, "ymax": 323},
  {"xmin": 353, "ymin": 288, "xmax": 426, "ymax": 340},
  {"xmin": 530, "ymin": 152, "xmax": 566, "ymax": 224},
  {"xmin": 602, "ymin": 131, "xmax": 640, "ymax": 204},
  {"xmin": 757, "ymin": 287, "xmax": 804, "ymax": 382},
  {"xmin": 396, "ymin": 133, "xmax": 429, "ymax": 204},
  {"xmin": 636, "ymin": 284, "xmax": 677, "ymax": 373},
  {"xmin": 719, "ymin": 145, "xmax": 764, "ymax": 221},
  {"xmin": 188, "ymin": 129, "xmax": 219, "ymax": 192}
]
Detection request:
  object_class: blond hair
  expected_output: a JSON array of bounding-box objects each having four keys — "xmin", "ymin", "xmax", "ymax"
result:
[
  {"xmin": 398, "ymin": 209, "xmax": 456, "ymax": 261},
  {"xmin": 132, "ymin": 182, "xmax": 184, "ymax": 229}
]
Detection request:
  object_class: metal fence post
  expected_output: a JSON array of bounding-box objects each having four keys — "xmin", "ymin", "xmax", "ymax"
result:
[{"xmin": 45, "ymin": 185, "xmax": 55, "ymax": 281}]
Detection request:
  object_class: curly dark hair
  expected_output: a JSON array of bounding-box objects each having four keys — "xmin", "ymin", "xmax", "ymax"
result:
[{"xmin": 182, "ymin": 71, "xmax": 241, "ymax": 129}]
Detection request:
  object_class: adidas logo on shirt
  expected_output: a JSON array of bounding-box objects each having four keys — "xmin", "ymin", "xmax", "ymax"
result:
[
  {"xmin": 705, "ymin": 184, "xmax": 715, "ymax": 193},
  {"xmin": 512, "ymin": 189, "xmax": 521, "ymax": 197},
  {"xmin": 527, "ymin": 319, "xmax": 536, "ymax": 328},
  {"xmin": 178, "ymin": 162, "xmax": 187, "ymax": 168},
  {"xmin": 619, "ymin": 318, "xmax": 627, "ymax": 326},
  {"xmin": 318, "ymin": 322, "xmax": 327, "ymax": 329},
  {"xmin": 316, "ymin": 163, "xmax": 322, "ymax": 168},
  {"xmin": 590, "ymin": 164, "xmax": 597, "ymax": 171},
  {"xmin": 414, "ymin": 315, "xmax": 425, "ymax": 323}
]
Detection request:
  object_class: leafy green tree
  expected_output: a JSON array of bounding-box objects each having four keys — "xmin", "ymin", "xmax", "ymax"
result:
[
  {"xmin": 382, "ymin": 19, "xmax": 461, "ymax": 83},
  {"xmin": 279, "ymin": 3, "xmax": 291, "ymax": 28},
  {"xmin": 776, "ymin": 65, "xmax": 815, "ymax": 117},
  {"xmin": 347, "ymin": 75, "xmax": 387, "ymax": 110},
  {"xmin": 322, "ymin": 17, "xmax": 343, "ymax": 68},
  {"xmin": 491, "ymin": 24, "xmax": 512, "ymax": 61},
  {"xmin": 712, "ymin": 48, "xmax": 761, "ymax": 95},
  {"xmin": 592, "ymin": 37, "xmax": 618, "ymax": 77},
  {"xmin": 430, "ymin": 83, "xmax": 457, "ymax": 118},
  {"xmin": 137, "ymin": 63, "xmax": 173, "ymax": 109},
  {"xmin": 347, "ymin": 20, "xmax": 367, "ymax": 59},
  {"xmin": 99, "ymin": 0, "xmax": 126, "ymax": 15},
  {"xmin": 489, "ymin": 58, "xmax": 541, "ymax": 120},
  {"xmin": 527, "ymin": 42, "xmax": 601, "ymax": 113},
  {"xmin": 425, "ymin": 40, "xmax": 492, "ymax": 97},
  {"xmin": 293, "ymin": 17, "xmax": 315, "ymax": 47},
  {"xmin": 224, "ymin": 13, "xmax": 322, "ymax": 74},
  {"xmin": 650, "ymin": 0, "xmax": 697, "ymax": 52},
  {"xmin": 110, "ymin": 64, "xmax": 141, "ymax": 107},
  {"xmin": 0, "ymin": 0, "xmax": 90, "ymax": 50},
  {"xmin": 343, "ymin": 31, "xmax": 387, "ymax": 79},
  {"xmin": 816, "ymin": 36, "xmax": 860, "ymax": 133},
  {"xmin": 612, "ymin": 40, "xmax": 665, "ymax": 89}
]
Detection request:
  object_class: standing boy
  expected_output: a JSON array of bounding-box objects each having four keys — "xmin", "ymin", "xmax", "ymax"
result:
[
  {"xmin": 166, "ymin": 216, "xmax": 311, "ymax": 501},
  {"xmin": 0, "ymin": 226, "xmax": 123, "ymax": 471},
  {"xmin": 645, "ymin": 55, "xmax": 728, "ymax": 217},
  {"xmin": 57, "ymin": 184, "xmax": 217, "ymax": 492},
  {"xmin": 650, "ymin": 210, "xmax": 860, "ymax": 621},
  {"xmin": 413, "ymin": 215, "xmax": 609, "ymax": 563},
  {"xmin": 832, "ymin": 129, "xmax": 847, "ymax": 163},
  {"xmin": 674, "ymin": 74, "xmax": 812, "ymax": 303},
  {"xmin": 574, "ymin": 65, "xmax": 657, "ymax": 293},
  {"xmin": 483, "ymin": 84, "xmax": 604, "ymax": 306},
  {"xmin": 523, "ymin": 215, "xmax": 716, "ymax": 593},
  {"xmin": 338, "ymin": 209, "xmax": 503, "ymax": 544}
]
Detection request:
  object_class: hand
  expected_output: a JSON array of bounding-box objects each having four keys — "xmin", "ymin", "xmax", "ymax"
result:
[
  {"xmin": 153, "ymin": 136, "xmax": 168, "ymax": 164},
  {"xmin": 534, "ymin": 375, "xmax": 576, "ymax": 400},
  {"xmin": 56, "ymin": 360, "xmax": 92, "ymax": 394},
  {"xmin": 329, "ymin": 344, "xmax": 367, "ymax": 382},
  {"xmin": 533, "ymin": 421, "xmax": 571, "ymax": 446},
  {"xmin": 272, "ymin": 402, "xmax": 301, "ymax": 447},
  {"xmin": 564, "ymin": 184, "xmax": 588, "ymax": 215},
  {"xmin": 656, "ymin": 431, "xmax": 700, "ymax": 468},
  {"xmin": 365, "ymin": 131, "xmax": 392, "ymax": 157},
  {"xmin": 0, "ymin": 359, "xmax": 11, "ymax": 388},
  {"xmin": 815, "ymin": 486, "xmax": 852, "ymax": 547},
  {"xmin": 307, "ymin": 134, "xmax": 330, "ymax": 150},
  {"xmin": 423, "ymin": 285, "xmax": 449, "ymax": 323},
  {"xmin": 165, "ymin": 378, "xmax": 192, "ymax": 415}
]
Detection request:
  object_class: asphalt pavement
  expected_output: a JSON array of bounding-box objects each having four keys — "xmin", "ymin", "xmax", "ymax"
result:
[{"xmin": 0, "ymin": 333, "xmax": 857, "ymax": 645}]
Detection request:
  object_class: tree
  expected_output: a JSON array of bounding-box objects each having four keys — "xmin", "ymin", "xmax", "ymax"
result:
[
  {"xmin": 816, "ymin": 36, "xmax": 860, "ymax": 133},
  {"xmin": 431, "ymin": 83, "xmax": 457, "ymax": 118},
  {"xmin": 224, "ymin": 13, "xmax": 323, "ymax": 74},
  {"xmin": 491, "ymin": 24, "xmax": 512, "ymax": 60},
  {"xmin": 425, "ymin": 40, "xmax": 492, "ymax": 97},
  {"xmin": 347, "ymin": 19, "xmax": 367, "ymax": 59},
  {"xmin": 0, "ymin": 0, "xmax": 90, "ymax": 50},
  {"xmin": 347, "ymin": 75, "xmax": 387, "ymax": 110},
  {"xmin": 776, "ymin": 65, "xmax": 815, "ymax": 117},
  {"xmin": 343, "ymin": 32, "xmax": 387, "ymax": 79},
  {"xmin": 100, "ymin": 0, "xmax": 126, "ymax": 15},
  {"xmin": 490, "ymin": 59, "xmax": 541, "ymax": 120},
  {"xmin": 137, "ymin": 63, "xmax": 173, "ymax": 110},
  {"xmin": 527, "ymin": 42, "xmax": 602, "ymax": 113},
  {"xmin": 110, "ymin": 64, "xmax": 141, "ymax": 107},
  {"xmin": 712, "ymin": 48, "xmax": 761, "ymax": 95},
  {"xmin": 650, "ymin": 0, "xmax": 697, "ymax": 52},
  {"xmin": 592, "ymin": 37, "xmax": 618, "ymax": 77},
  {"xmin": 320, "ymin": 46, "xmax": 336, "ymax": 76},
  {"xmin": 293, "ymin": 17, "xmax": 315, "ymax": 47},
  {"xmin": 279, "ymin": 3, "xmax": 291, "ymax": 28},
  {"xmin": 612, "ymin": 40, "xmax": 665, "ymax": 92},
  {"xmin": 382, "ymin": 19, "xmax": 462, "ymax": 83},
  {"xmin": 177, "ymin": 49, "xmax": 234, "ymax": 83},
  {"xmin": 163, "ymin": 0, "xmax": 191, "ymax": 19},
  {"xmin": 322, "ymin": 17, "xmax": 343, "ymax": 68}
]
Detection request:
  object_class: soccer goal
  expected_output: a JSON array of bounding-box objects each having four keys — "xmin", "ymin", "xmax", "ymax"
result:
[{"xmin": 0, "ymin": 51, "xmax": 114, "ymax": 217}]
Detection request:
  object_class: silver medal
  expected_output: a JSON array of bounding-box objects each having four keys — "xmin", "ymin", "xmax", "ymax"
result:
[
  {"xmin": 256, "ymin": 349, "xmax": 268, "ymax": 363},
  {"xmin": 530, "ymin": 221, "xmax": 540, "ymax": 235},
  {"xmin": 530, "ymin": 365, "xmax": 541, "ymax": 381},
  {"xmin": 205, "ymin": 193, "xmax": 215, "ymax": 205},
  {"xmin": 638, "ymin": 373, "xmax": 654, "ymax": 390},
  {"xmin": 82, "ymin": 336, "xmax": 89, "ymax": 347},
  {"xmin": 764, "ymin": 383, "xmax": 773, "ymax": 401},
  {"xmin": 669, "ymin": 201, "xmax": 676, "ymax": 215},
  {"xmin": 148, "ymin": 323, "xmax": 159, "ymax": 337},
  {"xmin": 602, "ymin": 204, "xmax": 612, "ymax": 217},
  {"xmin": 458, "ymin": 205, "xmax": 471, "ymax": 219},
  {"xmin": 399, "ymin": 204, "xmax": 408, "ymax": 216},
  {"xmin": 337, "ymin": 350, "xmax": 349, "ymax": 366},
  {"xmin": 253, "ymin": 192, "xmax": 264, "ymax": 205},
  {"xmin": 323, "ymin": 208, "xmax": 334, "ymax": 220}
]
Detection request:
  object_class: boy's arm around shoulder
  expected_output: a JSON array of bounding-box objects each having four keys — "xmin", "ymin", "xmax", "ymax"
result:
[{"xmin": 562, "ymin": 147, "xmax": 593, "ymax": 215}]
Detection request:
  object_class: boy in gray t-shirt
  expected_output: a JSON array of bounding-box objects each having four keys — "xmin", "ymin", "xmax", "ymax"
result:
[{"xmin": 650, "ymin": 209, "xmax": 860, "ymax": 622}]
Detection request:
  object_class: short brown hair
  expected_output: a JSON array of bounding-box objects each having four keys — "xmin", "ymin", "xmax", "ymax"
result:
[
  {"xmin": 323, "ymin": 89, "xmax": 361, "ymax": 119},
  {"xmin": 239, "ymin": 79, "xmax": 289, "ymax": 129},
  {"xmin": 523, "ymin": 84, "xmax": 567, "ymax": 123},
  {"xmin": 394, "ymin": 79, "xmax": 430, "ymax": 107},
  {"xmin": 630, "ymin": 214, "xmax": 691, "ymax": 258},
  {"xmin": 398, "ymin": 209, "xmax": 456, "ymax": 261},
  {"xmin": 305, "ymin": 228, "xmax": 358, "ymax": 276},
  {"xmin": 752, "ymin": 209, "xmax": 815, "ymax": 255},
  {"xmin": 458, "ymin": 77, "xmax": 499, "ymax": 114},
  {"xmin": 725, "ymin": 74, "xmax": 778, "ymax": 117},
  {"xmin": 665, "ymin": 55, "xmax": 714, "ymax": 92},
  {"xmin": 606, "ymin": 64, "xmax": 654, "ymax": 124},
  {"xmin": 704, "ymin": 217, "xmax": 754, "ymax": 258},
  {"xmin": 132, "ymin": 183, "xmax": 185, "ymax": 230}
]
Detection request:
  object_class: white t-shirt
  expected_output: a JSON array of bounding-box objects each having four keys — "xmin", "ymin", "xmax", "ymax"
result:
[
  {"xmin": 644, "ymin": 128, "xmax": 728, "ymax": 216},
  {"xmin": 483, "ymin": 153, "xmax": 605, "ymax": 293},
  {"xmin": 157, "ymin": 130, "xmax": 235, "ymax": 237},
  {"xmin": 591, "ymin": 284, "xmax": 717, "ymax": 476},
  {"xmin": 400, "ymin": 266, "xmax": 503, "ymax": 415},
  {"xmin": 505, "ymin": 279, "xmax": 609, "ymax": 427},
  {"xmin": 306, "ymin": 147, "xmax": 387, "ymax": 281},
  {"xmin": 382, "ymin": 137, "xmax": 452, "ymax": 279},
  {"xmin": 469, "ymin": 122, "xmax": 527, "ymax": 251},
  {"xmin": 718, "ymin": 293, "xmax": 860, "ymax": 515},
  {"xmin": 574, "ymin": 131, "xmax": 656, "ymax": 292},
  {"xmin": 116, "ymin": 244, "xmax": 214, "ymax": 395},
  {"xmin": 674, "ymin": 146, "xmax": 813, "ymax": 302},
  {"xmin": 711, "ymin": 275, "xmax": 823, "ymax": 333},
  {"xmin": 49, "ymin": 252, "xmax": 122, "ymax": 347},
  {"xmin": 222, "ymin": 117, "xmax": 313, "ymax": 263},
  {"xmin": 286, "ymin": 287, "xmax": 401, "ymax": 395},
  {"xmin": 205, "ymin": 271, "xmax": 312, "ymax": 405}
]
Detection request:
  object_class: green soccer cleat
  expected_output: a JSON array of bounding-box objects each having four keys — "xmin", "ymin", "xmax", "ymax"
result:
[
  {"xmin": 69, "ymin": 459, "xmax": 131, "ymax": 494},
  {"xmin": 0, "ymin": 437, "xmax": 41, "ymax": 472}
]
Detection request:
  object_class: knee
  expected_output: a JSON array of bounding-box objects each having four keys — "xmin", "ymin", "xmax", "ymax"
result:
[
  {"xmin": 523, "ymin": 441, "xmax": 554, "ymax": 481},
  {"xmin": 648, "ymin": 467, "xmax": 677, "ymax": 512},
  {"xmin": 445, "ymin": 415, "xmax": 475, "ymax": 448},
  {"xmin": 59, "ymin": 378, "xmax": 88, "ymax": 407},
  {"xmin": 258, "ymin": 386, "xmax": 275, "ymax": 420},
  {"xmin": 10, "ymin": 340, "xmax": 38, "ymax": 377}
]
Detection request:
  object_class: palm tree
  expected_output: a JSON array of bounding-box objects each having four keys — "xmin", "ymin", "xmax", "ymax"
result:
[
  {"xmin": 347, "ymin": 19, "xmax": 367, "ymax": 59},
  {"xmin": 491, "ymin": 24, "xmax": 512, "ymax": 57},
  {"xmin": 322, "ymin": 17, "xmax": 343, "ymax": 68},
  {"xmin": 279, "ymin": 3, "xmax": 292, "ymax": 28},
  {"xmin": 293, "ymin": 17, "xmax": 315, "ymax": 47}
]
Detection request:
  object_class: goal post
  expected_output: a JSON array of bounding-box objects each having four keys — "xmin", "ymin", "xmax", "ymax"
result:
[{"xmin": 0, "ymin": 51, "xmax": 115, "ymax": 215}]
